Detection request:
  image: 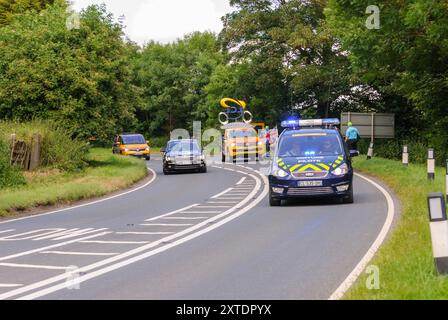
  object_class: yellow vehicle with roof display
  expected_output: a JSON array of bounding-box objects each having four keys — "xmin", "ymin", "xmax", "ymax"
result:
[{"xmin": 221, "ymin": 122, "xmax": 265, "ymax": 162}]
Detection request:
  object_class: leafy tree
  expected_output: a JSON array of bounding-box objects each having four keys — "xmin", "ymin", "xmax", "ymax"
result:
[
  {"xmin": 0, "ymin": 0, "xmax": 55, "ymax": 26},
  {"xmin": 0, "ymin": 2, "xmax": 139, "ymax": 142}
]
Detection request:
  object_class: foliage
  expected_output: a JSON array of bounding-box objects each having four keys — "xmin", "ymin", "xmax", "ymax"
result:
[
  {"xmin": 0, "ymin": 139, "xmax": 26, "ymax": 188},
  {"xmin": 0, "ymin": 2, "xmax": 139, "ymax": 143}
]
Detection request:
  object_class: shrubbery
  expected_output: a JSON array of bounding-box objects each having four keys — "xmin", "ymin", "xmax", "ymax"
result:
[{"xmin": 0, "ymin": 139, "xmax": 26, "ymax": 188}]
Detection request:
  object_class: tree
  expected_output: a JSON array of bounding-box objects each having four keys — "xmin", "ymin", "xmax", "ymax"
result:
[
  {"xmin": 0, "ymin": 0, "xmax": 55, "ymax": 26},
  {"xmin": 0, "ymin": 2, "xmax": 139, "ymax": 142}
]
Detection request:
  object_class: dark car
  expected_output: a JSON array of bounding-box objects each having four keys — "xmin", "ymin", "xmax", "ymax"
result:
[
  {"xmin": 268, "ymin": 118, "xmax": 355, "ymax": 206},
  {"xmin": 161, "ymin": 139, "xmax": 207, "ymax": 175}
]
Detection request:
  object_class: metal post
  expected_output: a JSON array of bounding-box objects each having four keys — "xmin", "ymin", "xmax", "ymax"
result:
[
  {"xmin": 428, "ymin": 193, "xmax": 448, "ymax": 275},
  {"xmin": 367, "ymin": 113, "xmax": 375, "ymax": 160},
  {"xmin": 402, "ymin": 145, "xmax": 409, "ymax": 166},
  {"xmin": 428, "ymin": 148, "xmax": 435, "ymax": 180}
]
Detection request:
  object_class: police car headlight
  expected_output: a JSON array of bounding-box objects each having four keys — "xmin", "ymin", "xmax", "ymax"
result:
[
  {"xmin": 258, "ymin": 141, "xmax": 263, "ymax": 146},
  {"xmin": 273, "ymin": 167, "xmax": 289, "ymax": 178},
  {"xmin": 332, "ymin": 163, "xmax": 349, "ymax": 176},
  {"xmin": 231, "ymin": 143, "xmax": 236, "ymax": 147}
]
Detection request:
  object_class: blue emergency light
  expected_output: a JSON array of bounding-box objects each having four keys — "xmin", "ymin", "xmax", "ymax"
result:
[{"xmin": 281, "ymin": 118, "xmax": 340, "ymax": 128}]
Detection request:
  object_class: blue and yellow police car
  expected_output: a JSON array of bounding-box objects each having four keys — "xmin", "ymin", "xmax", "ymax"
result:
[{"xmin": 269, "ymin": 118, "xmax": 354, "ymax": 206}]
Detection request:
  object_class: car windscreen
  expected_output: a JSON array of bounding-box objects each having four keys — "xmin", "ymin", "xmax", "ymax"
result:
[
  {"xmin": 278, "ymin": 133, "xmax": 343, "ymax": 158},
  {"xmin": 228, "ymin": 129, "xmax": 257, "ymax": 138},
  {"xmin": 122, "ymin": 135, "xmax": 146, "ymax": 145},
  {"xmin": 167, "ymin": 141, "xmax": 200, "ymax": 154}
]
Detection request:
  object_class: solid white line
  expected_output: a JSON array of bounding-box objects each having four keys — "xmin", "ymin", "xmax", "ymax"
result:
[
  {"xmin": 0, "ymin": 263, "xmax": 67, "ymax": 270},
  {"xmin": 0, "ymin": 284, "xmax": 22, "ymax": 288},
  {"xmin": 0, "ymin": 230, "xmax": 14, "ymax": 235},
  {"xmin": 144, "ymin": 203, "xmax": 199, "ymax": 222},
  {"xmin": 236, "ymin": 177, "xmax": 246, "ymax": 185},
  {"xmin": 115, "ymin": 232, "xmax": 174, "ymax": 236},
  {"xmin": 0, "ymin": 232, "xmax": 112, "ymax": 262},
  {"xmin": 40, "ymin": 251, "xmax": 118, "ymax": 256},
  {"xmin": 79, "ymin": 240, "xmax": 148, "ymax": 244},
  {"xmin": 216, "ymin": 197, "xmax": 246, "ymax": 200},
  {"xmin": 194, "ymin": 206, "xmax": 231, "ymax": 208},
  {"xmin": 207, "ymin": 201, "xmax": 238, "ymax": 204},
  {"xmin": 211, "ymin": 188, "xmax": 233, "ymax": 199},
  {"xmin": 328, "ymin": 172, "xmax": 396, "ymax": 300},
  {"xmin": 7, "ymin": 171, "xmax": 268, "ymax": 300},
  {"xmin": 140, "ymin": 223, "xmax": 193, "ymax": 227},
  {"xmin": 0, "ymin": 167, "xmax": 157, "ymax": 225}
]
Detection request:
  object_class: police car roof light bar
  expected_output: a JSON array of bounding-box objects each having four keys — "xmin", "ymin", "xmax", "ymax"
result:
[{"xmin": 281, "ymin": 118, "xmax": 340, "ymax": 129}]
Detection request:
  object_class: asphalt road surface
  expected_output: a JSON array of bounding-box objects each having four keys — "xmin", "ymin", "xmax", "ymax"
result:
[{"xmin": 0, "ymin": 155, "xmax": 393, "ymax": 300}]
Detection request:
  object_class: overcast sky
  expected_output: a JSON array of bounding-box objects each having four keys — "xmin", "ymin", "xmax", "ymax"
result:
[{"xmin": 71, "ymin": 0, "xmax": 232, "ymax": 45}]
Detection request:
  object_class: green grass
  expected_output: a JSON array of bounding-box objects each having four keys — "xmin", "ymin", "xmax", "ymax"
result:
[
  {"xmin": 346, "ymin": 156, "xmax": 448, "ymax": 299},
  {"xmin": 0, "ymin": 148, "xmax": 148, "ymax": 217}
]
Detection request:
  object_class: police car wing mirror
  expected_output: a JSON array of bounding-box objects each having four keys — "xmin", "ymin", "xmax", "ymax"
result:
[{"xmin": 349, "ymin": 150, "xmax": 359, "ymax": 158}]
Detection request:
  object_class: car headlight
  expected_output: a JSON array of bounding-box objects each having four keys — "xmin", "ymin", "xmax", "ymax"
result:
[
  {"xmin": 124, "ymin": 148, "xmax": 129, "ymax": 152},
  {"xmin": 145, "ymin": 147, "xmax": 150, "ymax": 151},
  {"xmin": 258, "ymin": 141, "xmax": 263, "ymax": 146},
  {"xmin": 200, "ymin": 154, "xmax": 205, "ymax": 160},
  {"xmin": 272, "ymin": 167, "xmax": 289, "ymax": 178},
  {"xmin": 231, "ymin": 143, "xmax": 236, "ymax": 147},
  {"xmin": 331, "ymin": 163, "xmax": 349, "ymax": 176},
  {"xmin": 166, "ymin": 156, "xmax": 172, "ymax": 162}
]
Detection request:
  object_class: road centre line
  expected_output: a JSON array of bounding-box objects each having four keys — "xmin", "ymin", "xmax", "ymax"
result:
[
  {"xmin": 211, "ymin": 188, "xmax": 233, "ymax": 199},
  {"xmin": 115, "ymin": 232, "xmax": 174, "ymax": 236},
  {"xmin": 0, "ymin": 284, "xmax": 22, "ymax": 288},
  {"xmin": 144, "ymin": 204, "xmax": 199, "ymax": 222},
  {"xmin": 79, "ymin": 240, "xmax": 148, "ymax": 245},
  {"xmin": 236, "ymin": 177, "xmax": 246, "ymax": 185},
  {"xmin": 182, "ymin": 210, "xmax": 222, "ymax": 213},
  {"xmin": 0, "ymin": 263, "xmax": 68, "ymax": 271},
  {"xmin": 161, "ymin": 217, "xmax": 209, "ymax": 220},
  {"xmin": 140, "ymin": 223, "xmax": 193, "ymax": 227},
  {"xmin": 40, "ymin": 251, "xmax": 119, "ymax": 256},
  {"xmin": 194, "ymin": 206, "xmax": 231, "ymax": 208},
  {"xmin": 5, "ymin": 169, "xmax": 266, "ymax": 300}
]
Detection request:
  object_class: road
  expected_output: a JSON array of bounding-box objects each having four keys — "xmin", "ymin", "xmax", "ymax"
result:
[{"xmin": 0, "ymin": 155, "xmax": 394, "ymax": 300}]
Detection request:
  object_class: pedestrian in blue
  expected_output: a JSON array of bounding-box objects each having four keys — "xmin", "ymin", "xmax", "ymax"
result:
[{"xmin": 345, "ymin": 122, "xmax": 360, "ymax": 151}]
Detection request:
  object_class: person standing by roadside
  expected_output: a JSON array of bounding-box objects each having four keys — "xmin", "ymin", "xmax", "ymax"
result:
[{"xmin": 345, "ymin": 122, "xmax": 360, "ymax": 151}]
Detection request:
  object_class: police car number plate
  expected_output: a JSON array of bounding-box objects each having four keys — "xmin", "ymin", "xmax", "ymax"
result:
[{"xmin": 298, "ymin": 181, "xmax": 323, "ymax": 187}]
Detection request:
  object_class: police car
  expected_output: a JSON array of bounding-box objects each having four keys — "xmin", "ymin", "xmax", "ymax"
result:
[{"xmin": 269, "ymin": 118, "xmax": 354, "ymax": 206}]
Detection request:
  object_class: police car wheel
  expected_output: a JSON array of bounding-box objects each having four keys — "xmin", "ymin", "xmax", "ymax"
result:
[
  {"xmin": 342, "ymin": 187, "xmax": 354, "ymax": 204},
  {"xmin": 269, "ymin": 195, "xmax": 281, "ymax": 207}
]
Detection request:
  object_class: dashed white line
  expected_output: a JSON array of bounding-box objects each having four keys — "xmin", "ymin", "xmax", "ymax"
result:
[
  {"xmin": 115, "ymin": 232, "xmax": 174, "ymax": 236},
  {"xmin": 162, "ymin": 217, "xmax": 208, "ymax": 220},
  {"xmin": 211, "ymin": 188, "xmax": 233, "ymax": 199},
  {"xmin": 140, "ymin": 223, "xmax": 193, "ymax": 227},
  {"xmin": 207, "ymin": 201, "xmax": 238, "ymax": 204},
  {"xmin": 40, "ymin": 251, "xmax": 118, "ymax": 256},
  {"xmin": 0, "ymin": 263, "xmax": 68, "ymax": 270},
  {"xmin": 194, "ymin": 206, "xmax": 231, "ymax": 208},
  {"xmin": 0, "ymin": 284, "xmax": 22, "ymax": 288},
  {"xmin": 0, "ymin": 230, "xmax": 14, "ymax": 235},
  {"xmin": 182, "ymin": 211, "xmax": 222, "ymax": 214},
  {"xmin": 144, "ymin": 204, "xmax": 199, "ymax": 222},
  {"xmin": 79, "ymin": 240, "xmax": 148, "ymax": 245},
  {"xmin": 236, "ymin": 177, "xmax": 247, "ymax": 185}
]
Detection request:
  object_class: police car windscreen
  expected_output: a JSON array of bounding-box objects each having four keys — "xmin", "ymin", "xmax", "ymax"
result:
[
  {"xmin": 122, "ymin": 135, "xmax": 145, "ymax": 145},
  {"xmin": 278, "ymin": 134, "xmax": 342, "ymax": 157},
  {"xmin": 229, "ymin": 129, "xmax": 256, "ymax": 138},
  {"xmin": 167, "ymin": 141, "xmax": 200, "ymax": 153}
]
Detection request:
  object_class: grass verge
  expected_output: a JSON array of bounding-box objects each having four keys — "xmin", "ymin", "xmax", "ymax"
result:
[
  {"xmin": 346, "ymin": 156, "xmax": 448, "ymax": 299},
  {"xmin": 0, "ymin": 148, "xmax": 148, "ymax": 218}
]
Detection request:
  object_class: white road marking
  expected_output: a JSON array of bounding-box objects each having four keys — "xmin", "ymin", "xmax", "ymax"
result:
[
  {"xmin": 211, "ymin": 188, "xmax": 233, "ymax": 199},
  {"xmin": 328, "ymin": 172, "xmax": 396, "ymax": 300},
  {"xmin": 0, "ymin": 167, "xmax": 157, "ymax": 225},
  {"xmin": 40, "ymin": 251, "xmax": 118, "ymax": 256},
  {"xmin": 207, "ymin": 201, "xmax": 238, "ymax": 204},
  {"xmin": 144, "ymin": 204, "xmax": 199, "ymax": 222},
  {"xmin": 161, "ymin": 217, "xmax": 208, "ymax": 220},
  {"xmin": 0, "ymin": 263, "xmax": 68, "ymax": 270},
  {"xmin": 33, "ymin": 228, "xmax": 109, "ymax": 241},
  {"xmin": 194, "ymin": 206, "xmax": 231, "ymax": 208},
  {"xmin": 215, "ymin": 197, "xmax": 246, "ymax": 200},
  {"xmin": 79, "ymin": 240, "xmax": 148, "ymax": 245},
  {"xmin": 4, "ymin": 169, "xmax": 267, "ymax": 300},
  {"xmin": 140, "ymin": 223, "xmax": 193, "ymax": 227},
  {"xmin": 0, "ymin": 284, "xmax": 22, "ymax": 288},
  {"xmin": 0, "ymin": 232, "xmax": 112, "ymax": 262},
  {"xmin": 0, "ymin": 230, "xmax": 14, "ymax": 235},
  {"xmin": 236, "ymin": 177, "xmax": 246, "ymax": 185},
  {"xmin": 181, "ymin": 210, "xmax": 221, "ymax": 214},
  {"xmin": 115, "ymin": 232, "xmax": 174, "ymax": 236}
]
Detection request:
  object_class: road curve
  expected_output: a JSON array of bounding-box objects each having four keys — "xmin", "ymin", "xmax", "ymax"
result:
[{"xmin": 0, "ymin": 156, "xmax": 394, "ymax": 300}]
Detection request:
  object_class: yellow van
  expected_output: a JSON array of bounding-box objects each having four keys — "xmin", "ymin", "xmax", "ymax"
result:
[{"xmin": 112, "ymin": 133, "xmax": 150, "ymax": 161}]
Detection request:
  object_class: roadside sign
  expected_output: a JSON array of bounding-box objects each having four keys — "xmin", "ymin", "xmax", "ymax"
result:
[{"xmin": 341, "ymin": 112, "xmax": 395, "ymax": 139}]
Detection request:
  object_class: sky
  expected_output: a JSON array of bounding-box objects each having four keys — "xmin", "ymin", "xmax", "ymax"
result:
[{"xmin": 71, "ymin": 0, "xmax": 233, "ymax": 45}]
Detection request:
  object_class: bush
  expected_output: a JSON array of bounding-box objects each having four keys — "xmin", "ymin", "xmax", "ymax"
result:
[
  {"xmin": 0, "ymin": 140, "xmax": 26, "ymax": 188},
  {"xmin": 0, "ymin": 120, "xmax": 89, "ymax": 172},
  {"xmin": 149, "ymin": 136, "xmax": 169, "ymax": 148}
]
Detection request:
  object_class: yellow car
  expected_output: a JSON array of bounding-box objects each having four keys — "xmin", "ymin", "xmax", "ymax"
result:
[
  {"xmin": 221, "ymin": 123, "xmax": 265, "ymax": 162},
  {"xmin": 112, "ymin": 133, "xmax": 151, "ymax": 161}
]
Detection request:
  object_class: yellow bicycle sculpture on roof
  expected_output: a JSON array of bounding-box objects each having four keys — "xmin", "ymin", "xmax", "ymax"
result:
[{"xmin": 219, "ymin": 98, "xmax": 253, "ymax": 125}]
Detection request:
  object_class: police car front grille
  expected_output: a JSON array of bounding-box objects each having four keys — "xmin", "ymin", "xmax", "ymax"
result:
[
  {"xmin": 291, "ymin": 171, "xmax": 328, "ymax": 179},
  {"xmin": 287, "ymin": 187, "xmax": 334, "ymax": 195}
]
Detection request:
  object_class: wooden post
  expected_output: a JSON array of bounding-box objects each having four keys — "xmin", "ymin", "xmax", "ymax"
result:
[
  {"xmin": 9, "ymin": 134, "xmax": 16, "ymax": 165},
  {"xmin": 29, "ymin": 133, "xmax": 41, "ymax": 171}
]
